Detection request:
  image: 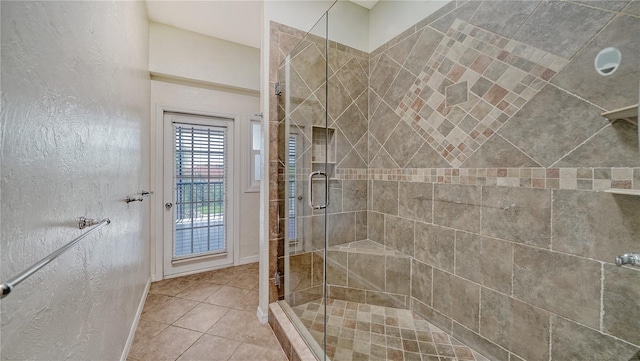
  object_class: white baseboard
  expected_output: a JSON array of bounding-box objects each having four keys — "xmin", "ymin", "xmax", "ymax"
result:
[
  {"xmin": 120, "ymin": 277, "xmax": 151, "ymax": 361},
  {"xmin": 239, "ymin": 255, "xmax": 259, "ymax": 265},
  {"xmin": 256, "ymin": 305, "xmax": 268, "ymax": 324}
]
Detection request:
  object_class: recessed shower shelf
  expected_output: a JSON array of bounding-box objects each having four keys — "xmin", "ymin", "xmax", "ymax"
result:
[
  {"xmin": 604, "ymin": 189, "xmax": 640, "ymax": 196},
  {"xmin": 601, "ymin": 104, "xmax": 638, "ymax": 122}
]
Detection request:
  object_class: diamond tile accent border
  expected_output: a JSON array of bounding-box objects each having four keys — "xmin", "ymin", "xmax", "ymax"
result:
[
  {"xmin": 334, "ymin": 167, "xmax": 640, "ymax": 193},
  {"xmin": 362, "ymin": 167, "xmax": 640, "ymax": 192},
  {"xmin": 396, "ymin": 19, "xmax": 569, "ymax": 167},
  {"xmin": 292, "ymin": 298, "xmax": 490, "ymax": 361}
]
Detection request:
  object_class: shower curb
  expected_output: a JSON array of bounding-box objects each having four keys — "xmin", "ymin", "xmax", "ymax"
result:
[{"xmin": 269, "ymin": 302, "xmax": 321, "ymax": 361}]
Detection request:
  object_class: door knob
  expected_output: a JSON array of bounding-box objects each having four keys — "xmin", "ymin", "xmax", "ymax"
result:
[{"xmin": 165, "ymin": 202, "xmax": 173, "ymax": 210}]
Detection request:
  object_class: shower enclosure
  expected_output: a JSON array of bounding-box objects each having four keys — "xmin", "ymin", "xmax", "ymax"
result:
[{"xmin": 271, "ymin": 1, "xmax": 640, "ymax": 360}]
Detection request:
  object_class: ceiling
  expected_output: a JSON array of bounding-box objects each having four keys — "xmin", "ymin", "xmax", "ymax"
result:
[{"xmin": 146, "ymin": 1, "xmax": 263, "ymax": 49}]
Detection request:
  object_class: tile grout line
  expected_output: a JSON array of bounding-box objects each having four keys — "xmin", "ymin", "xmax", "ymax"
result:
[
  {"xmin": 477, "ymin": 284, "xmax": 482, "ymax": 336},
  {"xmin": 548, "ymin": 315, "xmax": 553, "ymax": 361},
  {"xmin": 600, "ymin": 262, "xmax": 605, "ymax": 333},
  {"xmin": 510, "ymin": 0, "xmax": 544, "ymax": 41},
  {"xmin": 548, "ymin": 122, "xmax": 612, "ymax": 169},
  {"xmin": 562, "ymin": 4, "xmax": 620, "ymax": 65},
  {"xmin": 511, "ymin": 242, "xmax": 515, "ymax": 297},
  {"xmin": 549, "ymin": 189, "xmax": 554, "ymax": 251}
]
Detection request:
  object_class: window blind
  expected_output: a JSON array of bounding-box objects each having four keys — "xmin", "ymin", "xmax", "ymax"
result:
[{"xmin": 173, "ymin": 122, "xmax": 228, "ymax": 259}]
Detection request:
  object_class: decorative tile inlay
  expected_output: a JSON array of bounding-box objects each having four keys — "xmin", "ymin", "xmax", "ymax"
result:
[
  {"xmin": 364, "ymin": 167, "xmax": 640, "ymax": 192},
  {"xmin": 331, "ymin": 167, "xmax": 640, "ymax": 193},
  {"xmin": 446, "ymin": 81, "xmax": 469, "ymax": 107},
  {"xmin": 292, "ymin": 298, "xmax": 489, "ymax": 361},
  {"xmin": 396, "ymin": 19, "xmax": 569, "ymax": 167}
]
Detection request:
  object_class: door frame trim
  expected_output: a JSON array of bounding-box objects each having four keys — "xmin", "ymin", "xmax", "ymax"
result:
[{"xmin": 152, "ymin": 104, "xmax": 242, "ymax": 280}]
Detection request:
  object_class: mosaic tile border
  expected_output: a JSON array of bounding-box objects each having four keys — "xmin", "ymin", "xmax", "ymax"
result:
[{"xmin": 334, "ymin": 167, "xmax": 640, "ymax": 193}]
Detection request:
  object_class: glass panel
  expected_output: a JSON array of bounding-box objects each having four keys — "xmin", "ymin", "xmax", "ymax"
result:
[
  {"xmin": 253, "ymin": 153, "xmax": 261, "ymax": 181},
  {"xmin": 173, "ymin": 123, "xmax": 227, "ymax": 259},
  {"xmin": 279, "ymin": 10, "xmax": 329, "ymax": 361},
  {"xmin": 252, "ymin": 122, "xmax": 261, "ymax": 151}
]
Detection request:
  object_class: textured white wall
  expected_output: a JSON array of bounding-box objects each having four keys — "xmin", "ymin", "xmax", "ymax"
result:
[
  {"xmin": 0, "ymin": 2, "xmax": 150, "ymax": 360},
  {"xmin": 149, "ymin": 22, "xmax": 261, "ymax": 92}
]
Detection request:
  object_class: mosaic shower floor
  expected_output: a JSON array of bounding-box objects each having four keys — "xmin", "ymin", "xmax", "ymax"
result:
[{"xmin": 293, "ymin": 298, "xmax": 489, "ymax": 361}]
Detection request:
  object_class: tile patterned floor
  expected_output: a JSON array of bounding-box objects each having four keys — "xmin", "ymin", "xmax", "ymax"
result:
[
  {"xmin": 127, "ymin": 263, "xmax": 287, "ymax": 361},
  {"xmin": 293, "ymin": 298, "xmax": 490, "ymax": 361}
]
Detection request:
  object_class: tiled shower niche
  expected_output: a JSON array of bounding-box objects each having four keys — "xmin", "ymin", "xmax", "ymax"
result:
[{"xmin": 269, "ymin": 1, "xmax": 640, "ymax": 360}]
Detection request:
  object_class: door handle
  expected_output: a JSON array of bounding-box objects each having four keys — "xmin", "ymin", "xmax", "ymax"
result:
[
  {"xmin": 165, "ymin": 202, "xmax": 173, "ymax": 210},
  {"xmin": 308, "ymin": 171, "xmax": 328, "ymax": 210}
]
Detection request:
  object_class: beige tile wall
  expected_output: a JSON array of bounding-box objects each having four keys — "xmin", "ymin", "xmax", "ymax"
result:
[{"xmin": 367, "ymin": 1, "xmax": 640, "ymax": 360}]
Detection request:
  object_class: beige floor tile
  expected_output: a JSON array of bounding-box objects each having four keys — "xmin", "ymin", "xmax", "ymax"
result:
[
  {"xmin": 201, "ymin": 267, "xmax": 240, "ymax": 284},
  {"xmin": 173, "ymin": 303, "xmax": 230, "ymax": 332},
  {"xmin": 204, "ymin": 286, "xmax": 250, "ymax": 308},
  {"xmin": 228, "ymin": 342, "xmax": 288, "ymax": 361},
  {"xmin": 175, "ymin": 282, "xmax": 223, "ymax": 302},
  {"xmin": 128, "ymin": 325, "xmax": 202, "ymax": 361},
  {"xmin": 149, "ymin": 277, "xmax": 195, "ymax": 296},
  {"xmin": 233, "ymin": 289, "xmax": 259, "ymax": 312},
  {"xmin": 177, "ymin": 334, "xmax": 241, "ymax": 361},
  {"xmin": 207, "ymin": 309, "xmax": 280, "ymax": 348},
  {"xmin": 142, "ymin": 297, "xmax": 199, "ymax": 324},
  {"xmin": 227, "ymin": 272, "xmax": 259, "ymax": 290},
  {"xmin": 141, "ymin": 293, "xmax": 172, "ymax": 315},
  {"xmin": 179, "ymin": 271, "xmax": 215, "ymax": 283},
  {"xmin": 130, "ymin": 319, "xmax": 170, "ymax": 351},
  {"xmin": 129, "ymin": 263, "xmax": 283, "ymax": 361}
]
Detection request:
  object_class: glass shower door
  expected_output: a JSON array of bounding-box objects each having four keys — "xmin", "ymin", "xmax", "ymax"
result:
[{"xmin": 278, "ymin": 12, "xmax": 330, "ymax": 361}]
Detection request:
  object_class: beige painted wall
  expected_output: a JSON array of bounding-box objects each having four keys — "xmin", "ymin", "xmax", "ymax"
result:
[
  {"xmin": 149, "ymin": 21, "xmax": 260, "ymax": 91},
  {"xmin": 368, "ymin": 0, "xmax": 450, "ymax": 51}
]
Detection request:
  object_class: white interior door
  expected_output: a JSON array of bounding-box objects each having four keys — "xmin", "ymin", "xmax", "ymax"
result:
[{"xmin": 163, "ymin": 112, "xmax": 234, "ymax": 277}]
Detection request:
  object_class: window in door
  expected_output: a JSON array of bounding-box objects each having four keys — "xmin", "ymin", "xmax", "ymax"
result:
[{"xmin": 163, "ymin": 113, "xmax": 235, "ymax": 276}]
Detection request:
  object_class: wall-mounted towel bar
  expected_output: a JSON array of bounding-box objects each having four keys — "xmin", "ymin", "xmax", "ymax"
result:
[{"xmin": 0, "ymin": 217, "xmax": 111, "ymax": 299}]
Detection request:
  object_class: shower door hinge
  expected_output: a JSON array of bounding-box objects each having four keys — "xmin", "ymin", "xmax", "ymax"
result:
[
  {"xmin": 274, "ymin": 270, "xmax": 282, "ymax": 288},
  {"xmin": 275, "ymin": 82, "xmax": 282, "ymax": 96}
]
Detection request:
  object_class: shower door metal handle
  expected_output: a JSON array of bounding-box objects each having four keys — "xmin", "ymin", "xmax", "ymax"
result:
[
  {"xmin": 616, "ymin": 253, "xmax": 640, "ymax": 267},
  {"xmin": 308, "ymin": 171, "xmax": 328, "ymax": 210}
]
